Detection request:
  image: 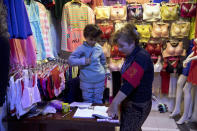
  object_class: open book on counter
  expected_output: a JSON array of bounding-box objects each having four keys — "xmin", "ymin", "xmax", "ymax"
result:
[{"xmin": 73, "ymin": 106, "xmax": 111, "ymax": 119}]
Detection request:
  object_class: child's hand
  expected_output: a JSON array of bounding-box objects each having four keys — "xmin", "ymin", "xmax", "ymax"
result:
[{"xmin": 85, "ymin": 58, "xmax": 91, "ymax": 65}]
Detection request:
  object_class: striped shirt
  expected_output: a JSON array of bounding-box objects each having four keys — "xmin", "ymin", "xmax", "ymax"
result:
[{"xmin": 61, "ymin": 2, "xmax": 95, "ymax": 52}]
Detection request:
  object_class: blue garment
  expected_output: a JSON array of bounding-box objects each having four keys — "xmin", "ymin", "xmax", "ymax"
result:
[
  {"xmin": 120, "ymin": 46, "xmax": 154, "ymax": 103},
  {"xmin": 153, "ymin": 0, "xmax": 169, "ymax": 3},
  {"xmin": 63, "ymin": 68, "xmax": 82, "ymax": 103},
  {"xmin": 3, "ymin": 0, "xmax": 32, "ymax": 39},
  {"xmin": 25, "ymin": 2, "xmax": 46, "ymax": 60},
  {"xmin": 182, "ymin": 39, "xmax": 194, "ymax": 76},
  {"xmin": 68, "ymin": 41, "xmax": 106, "ymax": 83},
  {"xmin": 49, "ymin": 23, "xmax": 59, "ymax": 57},
  {"xmin": 80, "ymin": 81, "xmax": 104, "ymax": 104},
  {"xmin": 182, "ymin": 61, "xmax": 191, "ymax": 76}
]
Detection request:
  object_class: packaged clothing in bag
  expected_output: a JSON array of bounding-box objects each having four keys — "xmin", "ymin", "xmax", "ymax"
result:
[
  {"xmin": 110, "ymin": 5, "xmax": 127, "ymax": 21},
  {"xmin": 94, "ymin": 6, "xmax": 110, "ymax": 20}
]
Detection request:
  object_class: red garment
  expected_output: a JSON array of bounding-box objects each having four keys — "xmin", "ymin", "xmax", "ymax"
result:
[
  {"xmin": 98, "ymin": 24, "xmax": 114, "ymax": 40},
  {"xmin": 110, "ymin": 45, "xmax": 126, "ymax": 58},
  {"xmin": 145, "ymin": 44, "xmax": 161, "ymax": 59},
  {"xmin": 160, "ymin": 71, "xmax": 170, "ymax": 94},
  {"xmin": 47, "ymin": 77, "xmax": 55, "ymax": 99},
  {"xmin": 195, "ymin": 9, "xmax": 197, "ymax": 38},
  {"xmin": 21, "ymin": 80, "xmax": 24, "ymax": 96},
  {"xmin": 180, "ymin": 3, "xmax": 197, "ymax": 18},
  {"xmin": 170, "ymin": 0, "xmax": 189, "ymax": 3},
  {"xmin": 187, "ymin": 41, "xmax": 197, "ymax": 85}
]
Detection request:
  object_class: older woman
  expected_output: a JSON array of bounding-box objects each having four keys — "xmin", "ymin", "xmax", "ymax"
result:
[{"xmin": 107, "ymin": 23, "xmax": 154, "ymax": 131}]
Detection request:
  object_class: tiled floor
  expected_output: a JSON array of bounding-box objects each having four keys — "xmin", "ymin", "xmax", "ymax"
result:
[{"xmin": 142, "ymin": 111, "xmax": 179, "ymax": 131}]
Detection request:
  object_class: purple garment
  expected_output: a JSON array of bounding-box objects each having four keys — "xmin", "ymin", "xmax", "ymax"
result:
[
  {"xmin": 127, "ymin": 5, "xmax": 143, "ymax": 20},
  {"xmin": 42, "ymin": 78, "xmax": 49, "ymax": 99},
  {"xmin": 103, "ymin": 0, "xmax": 126, "ymax": 6},
  {"xmin": 49, "ymin": 100, "xmax": 64, "ymax": 111},
  {"xmin": 3, "ymin": 0, "xmax": 32, "ymax": 39}
]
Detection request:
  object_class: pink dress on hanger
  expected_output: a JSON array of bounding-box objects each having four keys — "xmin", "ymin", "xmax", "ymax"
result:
[{"xmin": 188, "ymin": 40, "xmax": 197, "ymax": 85}]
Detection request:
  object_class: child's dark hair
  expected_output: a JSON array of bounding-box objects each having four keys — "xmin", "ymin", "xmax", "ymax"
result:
[
  {"xmin": 83, "ymin": 24, "xmax": 102, "ymax": 39},
  {"xmin": 112, "ymin": 22, "xmax": 139, "ymax": 45}
]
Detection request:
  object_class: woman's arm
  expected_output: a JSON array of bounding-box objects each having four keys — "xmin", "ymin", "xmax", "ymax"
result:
[
  {"xmin": 183, "ymin": 51, "xmax": 196, "ymax": 67},
  {"xmin": 107, "ymin": 91, "xmax": 126, "ymax": 118}
]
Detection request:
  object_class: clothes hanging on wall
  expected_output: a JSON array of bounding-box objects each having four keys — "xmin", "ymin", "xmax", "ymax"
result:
[
  {"xmin": 9, "ymin": 35, "xmax": 37, "ymax": 67},
  {"xmin": 61, "ymin": 1, "xmax": 95, "ymax": 52},
  {"xmin": 3, "ymin": 0, "xmax": 32, "ymax": 39},
  {"xmin": 26, "ymin": 1, "xmax": 46, "ymax": 60},
  {"xmin": 7, "ymin": 62, "xmax": 76, "ymax": 119},
  {"xmin": 37, "ymin": 2, "xmax": 55, "ymax": 58}
]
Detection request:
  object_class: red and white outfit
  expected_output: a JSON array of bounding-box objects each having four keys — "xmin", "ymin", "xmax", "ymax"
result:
[{"xmin": 188, "ymin": 40, "xmax": 197, "ymax": 85}]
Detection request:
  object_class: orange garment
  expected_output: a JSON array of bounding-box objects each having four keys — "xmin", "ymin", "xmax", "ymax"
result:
[
  {"xmin": 152, "ymin": 22, "xmax": 169, "ymax": 38},
  {"xmin": 51, "ymin": 66, "xmax": 61, "ymax": 89}
]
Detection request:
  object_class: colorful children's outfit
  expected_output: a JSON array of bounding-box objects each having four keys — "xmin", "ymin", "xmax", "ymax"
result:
[
  {"xmin": 61, "ymin": 2, "xmax": 95, "ymax": 52},
  {"xmin": 3, "ymin": 0, "xmax": 32, "ymax": 39}
]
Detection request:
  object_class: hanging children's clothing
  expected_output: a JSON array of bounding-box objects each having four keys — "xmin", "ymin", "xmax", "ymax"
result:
[
  {"xmin": 61, "ymin": 2, "xmax": 95, "ymax": 52},
  {"xmin": 3, "ymin": 0, "xmax": 32, "ymax": 39},
  {"xmin": 37, "ymin": 2, "xmax": 55, "ymax": 58},
  {"xmin": 9, "ymin": 36, "xmax": 37, "ymax": 67},
  {"xmin": 25, "ymin": 1, "xmax": 46, "ymax": 60},
  {"xmin": 21, "ymin": 70, "xmax": 41, "ymax": 109}
]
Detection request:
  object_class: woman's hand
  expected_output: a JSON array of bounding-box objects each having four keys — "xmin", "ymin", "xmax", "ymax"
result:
[
  {"xmin": 107, "ymin": 102, "xmax": 119, "ymax": 119},
  {"xmin": 107, "ymin": 91, "xmax": 126, "ymax": 119},
  {"xmin": 183, "ymin": 58, "xmax": 191, "ymax": 68}
]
